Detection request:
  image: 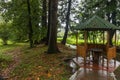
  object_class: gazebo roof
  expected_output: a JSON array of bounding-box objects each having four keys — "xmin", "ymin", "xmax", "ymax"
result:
[{"xmin": 75, "ymin": 15, "xmax": 120, "ymax": 31}]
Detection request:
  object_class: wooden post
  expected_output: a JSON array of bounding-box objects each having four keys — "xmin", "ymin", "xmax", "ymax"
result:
[
  {"xmin": 107, "ymin": 31, "xmax": 110, "ymax": 47},
  {"xmin": 115, "ymin": 30, "xmax": 117, "ymax": 46},
  {"xmin": 76, "ymin": 32, "xmax": 79, "ymax": 60},
  {"xmin": 103, "ymin": 31, "xmax": 105, "ymax": 44},
  {"xmin": 76, "ymin": 32, "xmax": 78, "ymax": 46},
  {"xmin": 84, "ymin": 31, "xmax": 87, "ymax": 48}
]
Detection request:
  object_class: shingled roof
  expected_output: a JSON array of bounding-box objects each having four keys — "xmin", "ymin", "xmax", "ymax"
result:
[{"xmin": 75, "ymin": 15, "xmax": 120, "ymax": 31}]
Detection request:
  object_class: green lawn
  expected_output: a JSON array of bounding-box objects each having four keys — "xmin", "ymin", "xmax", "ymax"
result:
[
  {"xmin": 1, "ymin": 37, "xmax": 120, "ymax": 79},
  {"xmin": 0, "ymin": 42, "xmax": 29, "ymax": 69},
  {"xmin": 0, "ymin": 43, "xmax": 73, "ymax": 80}
]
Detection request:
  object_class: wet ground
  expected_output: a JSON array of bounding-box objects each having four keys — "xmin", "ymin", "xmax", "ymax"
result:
[{"xmin": 69, "ymin": 57, "xmax": 120, "ymax": 80}]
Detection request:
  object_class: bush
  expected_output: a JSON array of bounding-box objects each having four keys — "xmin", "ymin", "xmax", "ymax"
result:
[{"xmin": 0, "ymin": 22, "xmax": 11, "ymax": 45}]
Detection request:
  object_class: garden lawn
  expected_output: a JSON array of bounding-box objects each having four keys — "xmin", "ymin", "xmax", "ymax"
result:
[
  {"xmin": 8, "ymin": 44, "xmax": 75, "ymax": 80},
  {"xmin": 1, "ymin": 43, "xmax": 120, "ymax": 80}
]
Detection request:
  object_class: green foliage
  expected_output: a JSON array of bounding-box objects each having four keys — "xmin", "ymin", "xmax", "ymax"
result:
[
  {"xmin": 0, "ymin": 0, "xmax": 44, "ymax": 43},
  {"xmin": 0, "ymin": 22, "xmax": 11, "ymax": 45}
]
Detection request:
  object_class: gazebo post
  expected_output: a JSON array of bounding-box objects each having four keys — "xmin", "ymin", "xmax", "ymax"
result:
[
  {"xmin": 84, "ymin": 30, "xmax": 87, "ymax": 49},
  {"xmin": 75, "ymin": 31, "xmax": 79, "ymax": 60},
  {"xmin": 115, "ymin": 30, "xmax": 117, "ymax": 46},
  {"xmin": 103, "ymin": 31, "xmax": 105, "ymax": 44},
  {"xmin": 107, "ymin": 31, "xmax": 110, "ymax": 47},
  {"xmin": 114, "ymin": 30, "xmax": 117, "ymax": 66},
  {"xmin": 76, "ymin": 32, "xmax": 78, "ymax": 46},
  {"xmin": 106, "ymin": 31, "xmax": 110, "ymax": 68},
  {"xmin": 84, "ymin": 30, "xmax": 87, "ymax": 64}
]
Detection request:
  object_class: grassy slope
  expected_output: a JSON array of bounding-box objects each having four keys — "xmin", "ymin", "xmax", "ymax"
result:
[
  {"xmin": 1, "ymin": 41, "xmax": 120, "ymax": 80},
  {"xmin": 0, "ymin": 43, "xmax": 28, "ymax": 69},
  {"xmin": 9, "ymin": 44, "xmax": 75, "ymax": 80}
]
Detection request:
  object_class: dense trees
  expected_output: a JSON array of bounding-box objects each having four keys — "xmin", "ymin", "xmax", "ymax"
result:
[
  {"xmin": 0, "ymin": 22, "xmax": 11, "ymax": 45},
  {"xmin": 0, "ymin": 0, "xmax": 42, "ymax": 46},
  {"xmin": 0, "ymin": 0, "xmax": 120, "ymax": 51}
]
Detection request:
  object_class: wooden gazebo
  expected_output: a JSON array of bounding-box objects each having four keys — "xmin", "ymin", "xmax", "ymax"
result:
[
  {"xmin": 74, "ymin": 15, "xmax": 120, "ymax": 68},
  {"xmin": 75, "ymin": 15, "xmax": 120, "ymax": 46}
]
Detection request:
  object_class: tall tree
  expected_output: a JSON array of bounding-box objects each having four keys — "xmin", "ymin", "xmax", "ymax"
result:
[
  {"xmin": 46, "ymin": 0, "xmax": 51, "ymax": 45},
  {"xmin": 47, "ymin": 0, "xmax": 59, "ymax": 53},
  {"xmin": 27, "ymin": 0, "xmax": 33, "ymax": 48},
  {"xmin": 106, "ymin": 0, "xmax": 117, "ymax": 45},
  {"xmin": 40, "ymin": 0, "xmax": 47, "ymax": 44},
  {"xmin": 0, "ymin": 0, "xmax": 42, "ymax": 47},
  {"xmin": 61, "ymin": 0, "xmax": 72, "ymax": 45}
]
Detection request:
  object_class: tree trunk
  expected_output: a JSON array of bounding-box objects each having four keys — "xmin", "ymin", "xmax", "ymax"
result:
[
  {"xmin": 3, "ymin": 39, "xmax": 7, "ymax": 45},
  {"xmin": 106, "ymin": 0, "xmax": 117, "ymax": 45},
  {"xmin": 27, "ymin": 0, "xmax": 33, "ymax": 48},
  {"xmin": 109, "ymin": 11, "xmax": 116, "ymax": 45},
  {"xmin": 40, "ymin": 0, "xmax": 47, "ymax": 43},
  {"xmin": 46, "ymin": 0, "xmax": 51, "ymax": 45},
  {"xmin": 47, "ymin": 0, "xmax": 59, "ymax": 53},
  {"xmin": 61, "ymin": 0, "xmax": 72, "ymax": 45}
]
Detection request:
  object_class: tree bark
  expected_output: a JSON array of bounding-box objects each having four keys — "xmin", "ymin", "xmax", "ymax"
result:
[
  {"xmin": 47, "ymin": 0, "xmax": 59, "ymax": 53},
  {"xmin": 106, "ymin": 0, "xmax": 117, "ymax": 45},
  {"xmin": 40, "ymin": 0, "xmax": 47, "ymax": 43},
  {"xmin": 61, "ymin": 0, "xmax": 72, "ymax": 45},
  {"xmin": 109, "ymin": 11, "xmax": 116, "ymax": 45},
  {"xmin": 46, "ymin": 0, "xmax": 51, "ymax": 45},
  {"xmin": 27, "ymin": 0, "xmax": 33, "ymax": 48}
]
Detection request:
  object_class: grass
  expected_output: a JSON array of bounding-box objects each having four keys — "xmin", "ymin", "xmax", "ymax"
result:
[
  {"xmin": 0, "ymin": 53, "xmax": 12, "ymax": 62},
  {"xmin": 0, "ymin": 42, "xmax": 28, "ymax": 69},
  {"xmin": 0, "ymin": 37, "xmax": 120, "ymax": 79},
  {"xmin": 57, "ymin": 37, "xmax": 84, "ymax": 45},
  {"xmin": 0, "ymin": 53, "xmax": 13, "ymax": 69},
  {"xmin": 0, "ymin": 43, "xmax": 28, "ymax": 53},
  {"xmin": 9, "ymin": 44, "xmax": 74, "ymax": 80}
]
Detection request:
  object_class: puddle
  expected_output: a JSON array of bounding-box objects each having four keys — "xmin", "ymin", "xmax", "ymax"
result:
[
  {"xmin": 64, "ymin": 58, "xmax": 79, "ymax": 74},
  {"xmin": 70, "ymin": 60, "xmax": 78, "ymax": 73},
  {"xmin": 69, "ymin": 57, "xmax": 120, "ymax": 80}
]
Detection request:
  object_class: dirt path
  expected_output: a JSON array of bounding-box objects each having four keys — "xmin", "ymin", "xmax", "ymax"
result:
[{"xmin": 1, "ymin": 47, "xmax": 22, "ymax": 79}]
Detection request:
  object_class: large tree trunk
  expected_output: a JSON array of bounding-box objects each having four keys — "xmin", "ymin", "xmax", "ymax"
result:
[
  {"xmin": 27, "ymin": 0, "xmax": 33, "ymax": 48},
  {"xmin": 61, "ymin": 0, "xmax": 72, "ymax": 45},
  {"xmin": 47, "ymin": 0, "xmax": 59, "ymax": 53}
]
